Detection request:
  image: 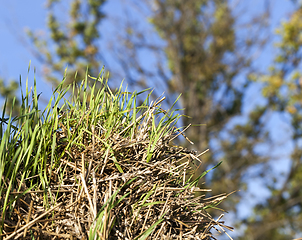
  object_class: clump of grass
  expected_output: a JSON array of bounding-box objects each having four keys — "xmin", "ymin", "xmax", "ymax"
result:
[{"xmin": 0, "ymin": 71, "xmax": 233, "ymax": 239}]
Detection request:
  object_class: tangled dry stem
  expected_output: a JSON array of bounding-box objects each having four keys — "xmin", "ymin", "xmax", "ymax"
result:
[{"xmin": 1, "ymin": 98, "xmax": 233, "ymax": 240}]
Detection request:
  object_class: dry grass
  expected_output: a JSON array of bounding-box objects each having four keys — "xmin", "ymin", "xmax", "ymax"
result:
[{"xmin": 0, "ymin": 72, "xmax": 233, "ymax": 239}]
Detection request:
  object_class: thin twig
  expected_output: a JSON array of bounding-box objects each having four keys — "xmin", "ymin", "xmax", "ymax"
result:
[{"xmin": 5, "ymin": 203, "xmax": 63, "ymax": 240}]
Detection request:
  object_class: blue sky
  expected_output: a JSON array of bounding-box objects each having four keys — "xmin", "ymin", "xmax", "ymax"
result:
[
  {"xmin": 0, "ymin": 0, "xmax": 296, "ymax": 98},
  {"xmin": 0, "ymin": 0, "xmax": 298, "ymax": 237},
  {"xmin": 0, "ymin": 0, "xmax": 295, "ymax": 95}
]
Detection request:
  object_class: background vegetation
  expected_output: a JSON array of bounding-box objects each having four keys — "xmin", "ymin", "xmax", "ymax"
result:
[{"xmin": 1, "ymin": 0, "xmax": 302, "ymax": 239}]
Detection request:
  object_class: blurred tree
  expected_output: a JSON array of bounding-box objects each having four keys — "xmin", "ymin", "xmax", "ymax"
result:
[
  {"xmin": 26, "ymin": 0, "xmax": 107, "ymax": 86},
  {"xmin": 1, "ymin": 0, "xmax": 107, "ymax": 116},
  {"xmin": 241, "ymin": 6, "xmax": 302, "ymax": 240},
  {"xmin": 117, "ymin": 0, "xmax": 271, "ymax": 232},
  {"xmin": 0, "ymin": 78, "xmax": 20, "ymax": 116},
  {"xmin": 149, "ymin": 0, "xmax": 258, "ymax": 148}
]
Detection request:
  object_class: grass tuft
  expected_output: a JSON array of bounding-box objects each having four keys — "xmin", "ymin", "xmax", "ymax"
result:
[{"xmin": 0, "ymin": 71, "xmax": 233, "ymax": 239}]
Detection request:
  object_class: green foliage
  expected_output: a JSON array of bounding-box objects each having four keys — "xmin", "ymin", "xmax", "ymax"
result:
[
  {"xmin": 146, "ymin": 0, "xmax": 269, "ymax": 218},
  {"xmin": 0, "ymin": 79, "xmax": 20, "ymax": 116},
  {"xmin": 27, "ymin": 0, "xmax": 106, "ymax": 86},
  {"xmin": 242, "ymin": 7, "xmax": 302, "ymax": 239}
]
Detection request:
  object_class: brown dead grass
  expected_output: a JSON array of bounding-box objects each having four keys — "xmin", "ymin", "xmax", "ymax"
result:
[{"xmin": 1, "ymin": 88, "xmax": 233, "ymax": 240}]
